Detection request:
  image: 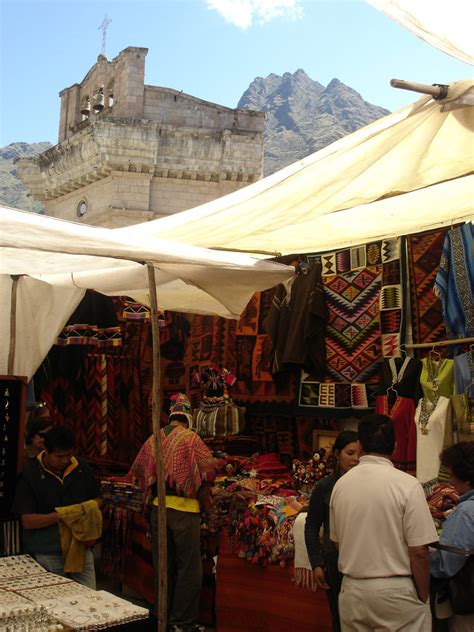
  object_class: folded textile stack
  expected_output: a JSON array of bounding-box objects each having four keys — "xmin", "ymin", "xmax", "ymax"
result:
[
  {"xmin": 101, "ymin": 479, "xmax": 144, "ymax": 512},
  {"xmin": 251, "ymin": 452, "xmax": 291, "ymax": 476},
  {"xmin": 426, "ymin": 482, "xmax": 459, "ymax": 532}
]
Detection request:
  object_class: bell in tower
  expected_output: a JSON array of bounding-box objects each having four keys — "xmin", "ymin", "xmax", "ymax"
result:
[
  {"xmin": 93, "ymin": 87, "xmax": 105, "ymax": 112},
  {"xmin": 80, "ymin": 97, "xmax": 91, "ymax": 117}
]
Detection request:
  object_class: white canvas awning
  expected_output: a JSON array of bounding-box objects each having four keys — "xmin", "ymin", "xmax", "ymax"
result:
[
  {"xmin": 366, "ymin": 0, "xmax": 474, "ymax": 65},
  {"xmin": 0, "ymin": 206, "xmax": 294, "ymax": 379},
  {"xmin": 117, "ymin": 80, "xmax": 474, "ymax": 256}
]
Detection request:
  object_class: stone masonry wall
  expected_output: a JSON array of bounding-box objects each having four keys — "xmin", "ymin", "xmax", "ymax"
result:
[{"xmin": 18, "ymin": 45, "xmax": 265, "ymax": 228}]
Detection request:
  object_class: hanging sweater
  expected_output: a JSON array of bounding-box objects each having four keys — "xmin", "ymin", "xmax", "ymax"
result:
[{"xmin": 264, "ymin": 263, "xmax": 327, "ymax": 378}]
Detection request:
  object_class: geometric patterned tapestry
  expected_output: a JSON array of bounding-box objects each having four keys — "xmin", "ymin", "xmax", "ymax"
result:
[
  {"xmin": 232, "ymin": 289, "xmax": 295, "ymax": 408},
  {"xmin": 297, "ymin": 237, "xmax": 404, "ymax": 416},
  {"xmin": 406, "ymin": 227, "xmax": 448, "ymax": 344}
]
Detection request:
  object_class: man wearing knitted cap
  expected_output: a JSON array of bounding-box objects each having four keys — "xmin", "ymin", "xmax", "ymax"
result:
[{"xmin": 127, "ymin": 393, "xmax": 216, "ymax": 632}]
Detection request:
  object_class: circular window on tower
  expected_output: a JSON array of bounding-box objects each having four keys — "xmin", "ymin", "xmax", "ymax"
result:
[{"xmin": 77, "ymin": 199, "xmax": 87, "ymax": 218}]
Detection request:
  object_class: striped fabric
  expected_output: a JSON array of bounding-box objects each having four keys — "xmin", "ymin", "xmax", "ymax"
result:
[{"xmin": 434, "ymin": 223, "xmax": 474, "ymax": 338}]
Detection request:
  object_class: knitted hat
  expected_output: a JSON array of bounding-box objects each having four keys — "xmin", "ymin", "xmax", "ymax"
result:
[{"xmin": 169, "ymin": 393, "xmax": 193, "ymax": 423}]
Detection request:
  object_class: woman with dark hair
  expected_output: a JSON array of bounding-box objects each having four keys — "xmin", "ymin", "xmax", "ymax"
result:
[
  {"xmin": 24, "ymin": 404, "xmax": 53, "ymax": 468},
  {"xmin": 305, "ymin": 430, "xmax": 360, "ymax": 632},
  {"xmin": 431, "ymin": 441, "xmax": 474, "ymax": 632}
]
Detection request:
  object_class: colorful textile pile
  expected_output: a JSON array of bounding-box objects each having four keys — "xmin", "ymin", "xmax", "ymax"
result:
[
  {"xmin": 426, "ymin": 483, "xmax": 459, "ymax": 532},
  {"xmin": 227, "ymin": 495, "xmax": 303, "ymax": 567},
  {"xmin": 100, "ymin": 480, "xmax": 144, "ymax": 513},
  {"xmin": 250, "ymin": 452, "xmax": 292, "ymax": 480},
  {"xmin": 297, "ymin": 238, "xmax": 404, "ymax": 415},
  {"xmin": 406, "ymin": 227, "xmax": 448, "ymax": 344}
]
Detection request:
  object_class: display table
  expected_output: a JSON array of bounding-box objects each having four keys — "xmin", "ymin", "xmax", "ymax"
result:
[
  {"xmin": 215, "ymin": 533, "xmax": 332, "ymax": 632},
  {"xmin": 0, "ymin": 555, "xmax": 149, "ymax": 630}
]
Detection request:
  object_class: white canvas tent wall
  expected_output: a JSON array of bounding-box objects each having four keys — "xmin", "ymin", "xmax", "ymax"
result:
[
  {"xmin": 116, "ymin": 80, "xmax": 474, "ymax": 255},
  {"xmin": 0, "ymin": 206, "xmax": 294, "ymax": 380},
  {"xmin": 0, "ymin": 208, "xmax": 295, "ymax": 632}
]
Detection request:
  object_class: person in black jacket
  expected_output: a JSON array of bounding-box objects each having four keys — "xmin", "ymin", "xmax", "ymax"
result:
[
  {"xmin": 12, "ymin": 426, "xmax": 100, "ymax": 588},
  {"xmin": 304, "ymin": 430, "xmax": 360, "ymax": 632}
]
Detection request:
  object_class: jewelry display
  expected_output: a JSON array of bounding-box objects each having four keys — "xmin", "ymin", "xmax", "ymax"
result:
[
  {"xmin": 0, "ymin": 604, "xmax": 64, "ymax": 631},
  {"xmin": 0, "ymin": 555, "xmax": 149, "ymax": 630},
  {"xmin": 40, "ymin": 591, "xmax": 149, "ymax": 630},
  {"xmin": 4, "ymin": 575, "xmax": 74, "ymax": 592},
  {"xmin": 0, "ymin": 554, "xmax": 46, "ymax": 580},
  {"xmin": 17, "ymin": 582, "xmax": 91, "ymax": 603},
  {"xmin": 0, "ymin": 587, "xmax": 35, "ymax": 615}
]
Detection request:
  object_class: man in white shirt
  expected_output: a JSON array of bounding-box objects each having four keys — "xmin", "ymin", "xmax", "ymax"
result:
[{"xmin": 330, "ymin": 414, "xmax": 438, "ymax": 632}]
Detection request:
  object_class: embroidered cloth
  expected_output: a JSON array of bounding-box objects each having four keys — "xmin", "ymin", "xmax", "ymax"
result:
[{"xmin": 126, "ymin": 426, "xmax": 216, "ymax": 499}]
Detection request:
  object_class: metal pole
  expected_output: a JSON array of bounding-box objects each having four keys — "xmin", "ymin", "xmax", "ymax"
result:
[{"xmin": 147, "ymin": 263, "xmax": 167, "ymax": 632}]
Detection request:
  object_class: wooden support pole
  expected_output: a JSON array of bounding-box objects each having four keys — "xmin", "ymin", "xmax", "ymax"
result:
[
  {"xmin": 7, "ymin": 276, "xmax": 19, "ymax": 375},
  {"xmin": 147, "ymin": 263, "xmax": 167, "ymax": 632},
  {"xmin": 390, "ymin": 79, "xmax": 449, "ymax": 100}
]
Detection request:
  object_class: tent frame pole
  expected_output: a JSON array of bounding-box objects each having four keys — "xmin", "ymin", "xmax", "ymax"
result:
[
  {"xmin": 7, "ymin": 276, "xmax": 19, "ymax": 375},
  {"xmin": 390, "ymin": 78, "xmax": 448, "ymax": 100},
  {"xmin": 147, "ymin": 263, "xmax": 167, "ymax": 632},
  {"xmin": 405, "ymin": 336, "xmax": 474, "ymax": 350}
]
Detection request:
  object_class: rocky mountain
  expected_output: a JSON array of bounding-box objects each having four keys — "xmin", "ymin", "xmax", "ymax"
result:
[
  {"xmin": 0, "ymin": 73, "xmax": 388, "ymax": 208},
  {"xmin": 238, "ymin": 69, "xmax": 390, "ymax": 175},
  {"xmin": 0, "ymin": 142, "xmax": 52, "ymax": 212}
]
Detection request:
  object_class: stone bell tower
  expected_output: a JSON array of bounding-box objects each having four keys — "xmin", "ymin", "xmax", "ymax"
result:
[{"xmin": 17, "ymin": 47, "xmax": 265, "ymax": 228}]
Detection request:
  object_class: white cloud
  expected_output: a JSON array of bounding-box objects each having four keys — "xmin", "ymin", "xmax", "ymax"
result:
[{"xmin": 206, "ymin": 0, "xmax": 304, "ymax": 29}]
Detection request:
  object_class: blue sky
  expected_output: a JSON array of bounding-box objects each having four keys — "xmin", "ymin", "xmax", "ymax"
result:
[{"xmin": 1, "ymin": 0, "xmax": 470, "ymax": 147}]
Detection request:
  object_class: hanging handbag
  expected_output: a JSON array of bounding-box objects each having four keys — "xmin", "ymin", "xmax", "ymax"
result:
[
  {"xmin": 448, "ymin": 555, "xmax": 474, "ymax": 615},
  {"xmin": 193, "ymin": 402, "xmax": 245, "ymax": 438},
  {"xmin": 433, "ymin": 543, "xmax": 474, "ymax": 615}
]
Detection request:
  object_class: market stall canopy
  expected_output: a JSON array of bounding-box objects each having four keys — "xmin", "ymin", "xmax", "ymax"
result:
[
  {"xmin": 366, "ymin": 0, "xmax": 474, "ymax": 65},
  {"xmin": 117, "ymin": 80, "xmax": 474, "ymax": 256},
  {"xmin": 0, "ymin": 206, "xmax": 294, "ymax": 379}
]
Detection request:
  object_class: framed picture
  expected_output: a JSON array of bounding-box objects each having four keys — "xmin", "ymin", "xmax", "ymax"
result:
[{"xmin": 312, "ymin": 430, "xmax": 339, "ymax": 453}]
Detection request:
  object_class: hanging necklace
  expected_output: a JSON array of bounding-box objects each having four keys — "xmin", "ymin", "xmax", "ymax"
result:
[
  {"xmin": 467, "ymin": 348, "xmax": 474, "ymax": 381},
  {"xmin": 418, "ymin": 395, "xmax": 440, "ymax": 435}
]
